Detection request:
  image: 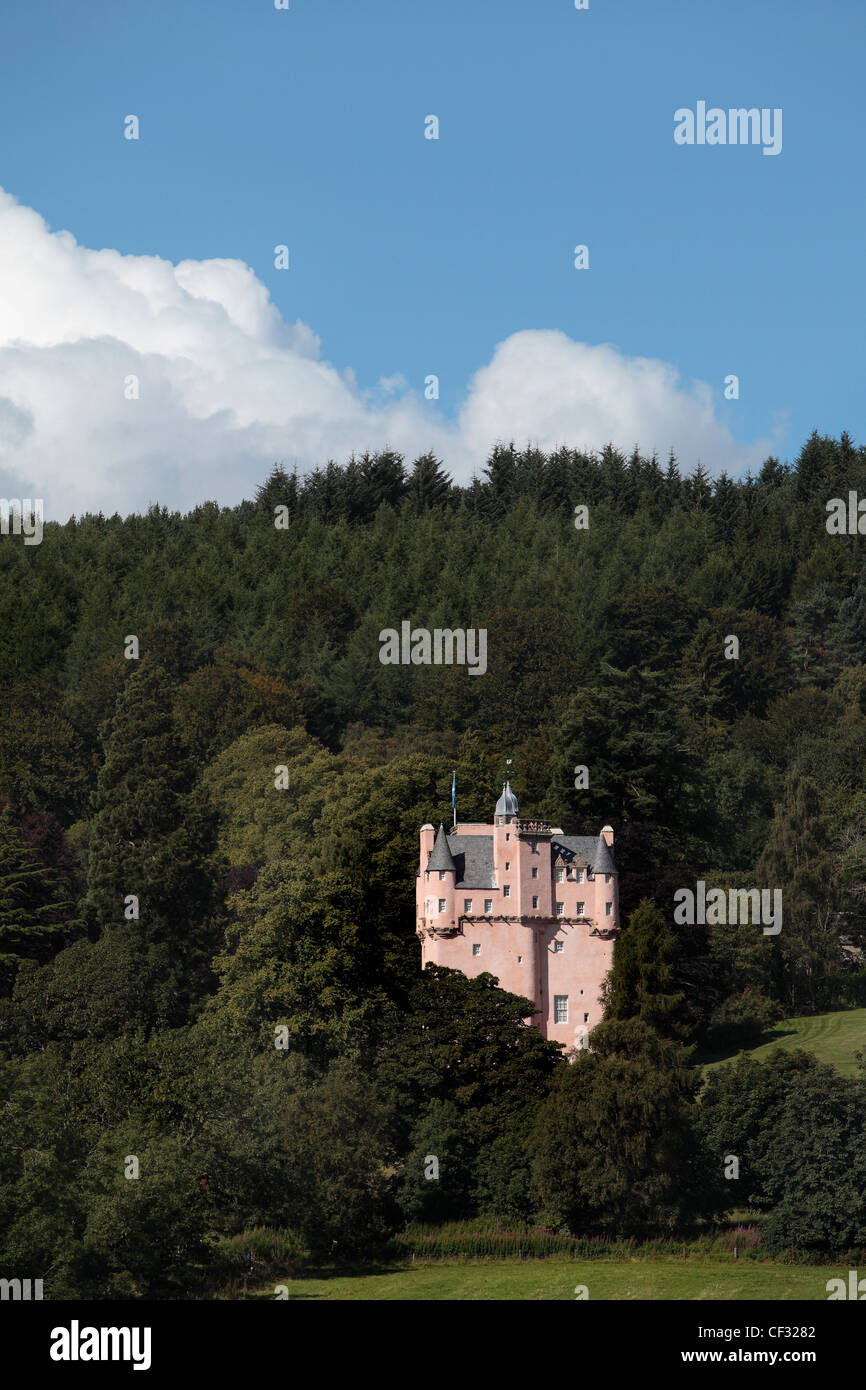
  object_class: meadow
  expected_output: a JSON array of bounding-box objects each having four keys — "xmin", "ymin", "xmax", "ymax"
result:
[
  {"xmin": 242, "ymin": 1258, "xmax": 842, "ymax": 1301},
  {"xmin": 700, "ymin": 1008, "xmax": 866, "ymax": 1077}
]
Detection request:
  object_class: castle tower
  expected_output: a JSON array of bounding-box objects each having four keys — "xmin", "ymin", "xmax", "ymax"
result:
[{"xmin": 416, "ymin": 784, "xmax": 619, "ymax": 1050}]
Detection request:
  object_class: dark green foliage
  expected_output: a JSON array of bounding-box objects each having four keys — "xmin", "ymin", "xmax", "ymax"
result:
[
  {"xmin": 698, "ymin": 1051, "xmax": 866, "ymax": 1252},
  {"xmin": 528, "ymin": 1019, "xmax": 725, "ymax": 1235},
  {"xmin": 0, "ymin": 808, "xmax": 79, "ymax": 992},
  {"xmin": 756, "ymin": 773, "xmax": 843, "ymax": 1011},
  {"xmin": 4, "ymin": 430, "xmax": 866, "ymax": 1283},
  {"xmin": 276, "ymin": 1060, "xmax": 398, "ymax": 1258},
  {"xmin": 602, "ymin": 900, "xmax": 689, "ymax": 1038}
]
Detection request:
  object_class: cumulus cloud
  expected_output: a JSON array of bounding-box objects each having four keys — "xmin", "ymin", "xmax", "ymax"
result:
[{"xmin": 0, "ymin": 187, "xmax": 771, "ymax": 518}]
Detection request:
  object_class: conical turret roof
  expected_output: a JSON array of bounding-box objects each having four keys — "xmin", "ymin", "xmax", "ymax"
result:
[
  {"xmin": 593, "ymin": 833, "xmax": 616, "ymax": 875},
  {"xmin": 427, "ymin": 822, "xmax": 457, "ymax": 872}
]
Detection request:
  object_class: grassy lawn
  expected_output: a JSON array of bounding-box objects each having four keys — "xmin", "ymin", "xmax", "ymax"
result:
[
  {"xmin": 240, "ymin": 1258, "xmax": 840, "ymax": 1301},
  {"xmin": 700, "ymin": 1008, "xmax": 866, "ymax": 1077}
]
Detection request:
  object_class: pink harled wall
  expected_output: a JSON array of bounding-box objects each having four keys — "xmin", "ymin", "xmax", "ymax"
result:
[{"xmin": 416, "ymin": 816, "xmax": 619, "ymax": 1052}]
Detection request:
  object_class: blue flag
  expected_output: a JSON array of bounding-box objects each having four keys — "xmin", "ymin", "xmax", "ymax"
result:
[{"xmin": 451, "ymin": 771, "xmax": 456, "ymax": 811}]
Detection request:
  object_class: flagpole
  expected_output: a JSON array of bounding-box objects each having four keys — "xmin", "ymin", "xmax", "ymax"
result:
[{"xmin": 452, "ymin": 770, "xmax": 456, "ymax": 828}]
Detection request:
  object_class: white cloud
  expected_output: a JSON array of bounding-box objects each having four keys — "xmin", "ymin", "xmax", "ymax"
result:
[{"xmin": 0, "ymin": 187, "xmax": 772, "ymax": 518}]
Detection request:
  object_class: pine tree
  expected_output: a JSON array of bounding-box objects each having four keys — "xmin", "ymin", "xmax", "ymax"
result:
[
  {"xmin": 482, "ymin": 442, "xmax": 519, "ymax": 518},
  {"xmin": 756, "ymin": 773, "xmax": 841, "ymax": 1011},
  {"xmin": 602, "ymin": 900, "xmax": 689, "ymax": 1037},
  {"xmin": 790, "ymin": 584, "xmax": 839, "ymax": 686},
  {"xmin": 84, "ymin": 665, "xmax": 219, "ymax": 1022},
  {"xmin": 0, "ymin": 808, "xmax": 77, "ymax": 991},
  {"xmin": 255, "ymin": 463, "xmax": 298, "ymax": 515},
  {"xmin": 407, "ymin": 453, "xmax": 452, "ymax": 511},
  {"xmin": 357, "ymin": 449, "xmax": 407, "ymax": 515}
]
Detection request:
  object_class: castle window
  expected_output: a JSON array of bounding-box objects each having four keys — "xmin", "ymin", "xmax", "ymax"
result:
[
  {"xmin": 605, "ymin": 873, "xmax": 611, "ymax": 884},
  {"xmin": 532, "ymin": 895, "xmax": 539, "ymax": 909},
  {"xmin": 439, "ymin": 871, "xmax": 446, "ymax": 881},
  {"xmin": 553, "ymin": 940, "xmax": 563, "ymax": 953},
  {"xmin": 531, "ymin": 840, "xmax": 537, "ymax": 852},
  {"xmin": 576, "ymin": 870, "xmax": 584, "ymax": 884},
  {"xmin": 464, "ymin": 899, "xmax": 472, "ymax": 913},
  {"xmin": 506, "ymin": 833, "xmax": 510, "ymax": 841},
  {"xmin": 503, "ymin": 885, "xmax": 510, "ymax": 898},
  {"xmin": 438, "ymin": 899, "xmax": 446, "ymax": 912},
  {"xmin": 605, "ymin": 902, "xmax": 612, "ymax": 916},
  {"xmin": 517, "ymin": 954, "xmax": 523, "ymax": 963},
  {"xmin": 555, "ymin": 868, "xmax": 564, "ymax": 883},
  {"xmin": 531, "ymin": 867, "xmax": 538, "ymax": 879},
  {"xmin": 584, "ymin": 1012, "xmax": 589, "ymax": 1023},
  {"xmin": 576, "ymin": 901, "xmax": 584, "ymax": 915},
  {"xmin": 555, "ymin": 902, "xmax": 564, "ymax": 916},
  {"xmin": 484, "ymin": 898, "xmax": 493, "ymax": 913},
  {"xmin": 472, "ymin": 943, "xmax": 481, "ymax": 956},
  {"xmin": 505, "ymin": 861, "xmax": 510, "ymax": 870},
  {"xmin": 554, "ymin": 995, "xmax": 568, "ymax": 1024}
]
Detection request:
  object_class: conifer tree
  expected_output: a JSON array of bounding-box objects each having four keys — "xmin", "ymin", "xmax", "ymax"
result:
[
  {"xmin": 255, "ymin": 463, "xmax": 298, "ymax": 515},
  {"xmin": 756, "ymin": 773, "xmax": 841, "ymax": 1011},
  {"xmin": 83, "ymin": 664, "xmax": 220, "ymax": 1022},
  {"xmin": 0, "ymin": 809, "xmax": 77, "ymax": 991},
  {"xmin": 407, "ymin": 453, "xmax": 452, "ymax": 511},
  {"xmin": 790, "ymin": 584, "xmax": 840, "ymax": 687},
  {"xmin": 602, "ymin": 900, "xmax": 689, "ymax": 1038}
]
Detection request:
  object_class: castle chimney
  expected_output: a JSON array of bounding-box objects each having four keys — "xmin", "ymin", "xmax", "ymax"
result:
[{"xmin": 420, "ymin": 823, "xmax": 435, "ymax": 868}]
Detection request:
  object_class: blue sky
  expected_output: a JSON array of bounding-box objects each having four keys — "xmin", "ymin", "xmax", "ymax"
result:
[{"xmin": 0, "ymin": 0, "xmax": 864, "ymax": 515}]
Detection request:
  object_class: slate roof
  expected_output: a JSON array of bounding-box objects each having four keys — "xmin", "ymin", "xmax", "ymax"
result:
[
  {"xmin": 551, "ymin": 834, "xmax": 617, "ymax": 875},
  {"xmin": 426, "ymin": 823, "xmax": 457, "ymax": 872},
  {"xmin": 421, "ymin": 828, "xmax": 616, "ymax": 886},
  {"xmin": 445, "ymin": 835, "xmax": 496, "ymax": 889},
  {"xmin": 494, "ymin": 780, "xmax": 519, "ymax": 817}
]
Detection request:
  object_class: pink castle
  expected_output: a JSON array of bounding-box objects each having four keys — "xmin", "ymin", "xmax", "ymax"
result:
[{"xmin": 416, "ymin": 782, "xmax": 619, "ymax": 1050}]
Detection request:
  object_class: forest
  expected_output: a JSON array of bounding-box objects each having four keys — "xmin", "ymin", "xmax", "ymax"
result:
[{"xmin": 1, "ymin": 429, "xmax": 865, "ymax": 1295}]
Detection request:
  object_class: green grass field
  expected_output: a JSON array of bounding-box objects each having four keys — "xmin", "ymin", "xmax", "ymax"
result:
[
  {"xmin": 700, "ymin": 1008, "xmax": 866, "ymax": 1076},
  {"xmin": 241, "ymin": 1258, "xmax": 843, "ymax": 1301}
]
